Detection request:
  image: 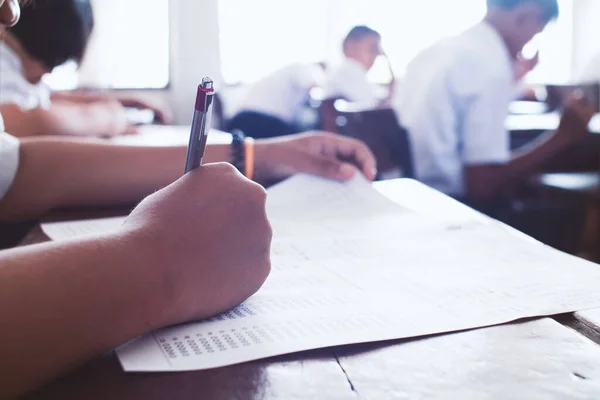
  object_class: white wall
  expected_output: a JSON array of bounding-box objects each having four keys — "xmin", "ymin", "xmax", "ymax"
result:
[
  {"xmin": 168, "ymin": 0, "xmax": 222, "ymax": 124},
  {"xmin": 572, "ymin": 0, "xmax": 600, "ymax": 79}
]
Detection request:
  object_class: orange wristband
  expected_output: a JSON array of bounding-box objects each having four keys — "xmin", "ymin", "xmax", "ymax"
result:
[{"xmin": 244, "ymin": 138, "xmax": 255, "ymax": 180}]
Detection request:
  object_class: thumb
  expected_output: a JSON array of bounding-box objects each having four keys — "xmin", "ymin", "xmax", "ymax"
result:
[{"xmin": 296, "ymin": 152, "xmax": 357, "ymax": 181}]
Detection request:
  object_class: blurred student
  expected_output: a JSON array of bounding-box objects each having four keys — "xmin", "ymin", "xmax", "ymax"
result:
[
  {"xmin": 228, "ymin": 63, "xmax": 326, "ymax": 139},
  {"xmin": 325, "ymin": 25, "xmax": 395, "ymax": 107},
  {"xmin": 0, "ymin": 1, "xmax": 379, "ymax": 397},
  {"xmin": 398, "ymin": 0, "xmax": 595, "ymax": 202},
  {"xmin": 0, "ymin": 0, "xmax": 171, "ymax": 138}
]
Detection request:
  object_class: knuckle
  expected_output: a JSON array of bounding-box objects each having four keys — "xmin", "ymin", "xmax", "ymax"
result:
[
  {"xmin": 212, "ymin": 162, "xmax": 238, "ymax": 174},
  {"xmin": 246, "ymin": 181, "xmax": 268, "ymax": 204}
]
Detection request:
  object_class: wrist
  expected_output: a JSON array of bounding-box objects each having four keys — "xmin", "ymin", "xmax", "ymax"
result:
[
  {"xmin": 109, "ymin": 228, "xmax": 175, "ymax": 330},
  {"xmin": 231, "ymin": 132, "xmax": 260, "ymax": 182},
  {"xmin": 253, "ymin": 140, "xmax": 276, "ymax": 183}
]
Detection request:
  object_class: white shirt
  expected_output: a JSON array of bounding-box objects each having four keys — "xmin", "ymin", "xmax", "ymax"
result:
[
  {"xmin": 325, "ymin": 58, "xmax": 379, "ymax": 107},
  {"xmin": 579, "ymin": 52, "xmax": 600, "ymax": 83},
  {"xmin": 241, "ymin": 63, "xmax": 325, "ymax": 124},
  {"xmin": 398, "ymin": 22, "xmax": 514, "ymax": 197},
  {"xmin": 0, "ymin": 41, "xmax": 52, "ymax": 110},
  {"xmin": 0, "ymin": 113, "xmax": 20, "ymax": 200}
]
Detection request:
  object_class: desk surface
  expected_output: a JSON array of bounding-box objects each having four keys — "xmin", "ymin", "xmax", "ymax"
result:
[
  {"xmin": 22, "ymin": 179, "xmax": 600, "ymax": 399},
  {"xmin": 506, "ymin": 112, "xmax": 600, "ymax": 134},
  {"xmin": 533, "ymin": 172, "xmax": 600, "ymax": 201},
  {"xmin": 109, "ymin": 125, "xmax": 232, "ymax": 147}
]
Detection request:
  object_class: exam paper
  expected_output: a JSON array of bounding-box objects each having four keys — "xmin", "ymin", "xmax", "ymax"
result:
[
  {"xmin": 41, "ymin": 216, "xmax": 126, "ymax": 241},
  {"xmin": 115, "ymin": 174, "xmax": 600, "ymax": 372},
  {"xmin": 40, "ymin": 174, "xmax": 416, "ymax": 241}
]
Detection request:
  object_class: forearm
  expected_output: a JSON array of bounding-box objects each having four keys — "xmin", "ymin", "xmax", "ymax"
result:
[
  {"xmin": 45, "ymin": 101, "xmax": 124, "ymax": 137},
  {"xmin": 1, "ymin": 103, "xmax": 116, "ymax": 137},
  {"xmin": 51, "ymin": 91, "xmax": 107, "ymax": 104},
  {"xmin": 0, "ymin": 139, "xmax": 187, "ymax": 220},
  {"xmin": 0, "ymin": 232, "xmax": 164, "ymax": 398},
  {"xmin": 467, "ymin": 131, "xmax": 570, "ymax": 199},
  {"xmin": 504, "ymin": 131, "xmax": 570, "ymax": 187},
  {"xmin": 0, "ymin": 140, "xmax": 237, "ymax": 221}
]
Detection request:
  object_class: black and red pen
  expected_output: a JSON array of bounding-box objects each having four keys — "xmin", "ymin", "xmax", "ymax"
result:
[{"xmin": 185, "ymin": 77, "xmax": 215, "ymax": 173}]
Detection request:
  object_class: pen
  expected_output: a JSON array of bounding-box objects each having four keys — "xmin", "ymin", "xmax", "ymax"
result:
[{"xmin": 185, "ymin": 77, "xmax": 215, "ymax": 173}]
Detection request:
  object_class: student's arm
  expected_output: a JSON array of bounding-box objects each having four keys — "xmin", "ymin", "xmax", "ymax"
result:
[
  {"xmin": 0, "ymin": 132, "xmax": 375, "ymax": 221},
  {"xmin": 0, "ymin": 100, "xmax": 130, "ymax": 138},
  {"xmin": 0, "ymin": 164, "xmax": 272, "ymax": 398},
  {"xmin": 52, "ymin": 90, "xmax": 173, "ymax": 124},
  {"xmin": 0, "ymin": 139, "xmax": 187, "ymax": 220},
  {"xmin": 465, "ymin": 96, "xmax": 595, "ymax": 200}
]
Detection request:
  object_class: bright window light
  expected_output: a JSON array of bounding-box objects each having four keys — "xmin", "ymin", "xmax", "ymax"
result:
[
  {"xmin": 218, "ymin": 0, "xmax": 574, "ymax": 85},
  {"xmin": 46, "ymin": 0, "xmax": 170, "ymax": 90}
]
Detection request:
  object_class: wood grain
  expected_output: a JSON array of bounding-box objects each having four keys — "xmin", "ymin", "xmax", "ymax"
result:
[{"xmin": 335, "ymin": 319, "xmax": 600, "ymax": 399}]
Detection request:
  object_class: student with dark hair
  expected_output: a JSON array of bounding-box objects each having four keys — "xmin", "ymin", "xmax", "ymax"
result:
[
  {"xmin": 0, "ymin": 1, "xmax": 378, "ymax": 397},
  {"xmin": 228, "ymin": 62, "xmax": 326, "ymax": 139},
  {"xmin": 399, "ymin": 0, "xmax": 594, "ymax": 201},
  {"xmin": 325, "ymin": 25, "xmax": 395, "ymax": 107},
  {"xmin": 0, "ymin": 0, "xmax": 172, "ymax": 138}
]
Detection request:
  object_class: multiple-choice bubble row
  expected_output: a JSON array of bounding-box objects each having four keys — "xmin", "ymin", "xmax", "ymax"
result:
[
  {"xmin": 158, "ymin": 314, "xmax": 393, "ymax": 360},
  {"xmin": 207, "ymin": 296, "xmax": 350, "ymax": 323}
]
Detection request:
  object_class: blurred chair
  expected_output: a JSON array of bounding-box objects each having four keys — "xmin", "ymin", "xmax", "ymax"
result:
[
  {"xmin": 335, "ymin": 103, "xmax": 414, "ymax": 180},
  {"xmin": 212, "ymin": 93, "xmax": 226, "ymax": 131},
  {"xmin": 545, "ymin": 83, "xmax": 600, "ymax": 113},
  {"xmin": 318, "ymin": 98, "xmax": 344, "ymax": 133}
]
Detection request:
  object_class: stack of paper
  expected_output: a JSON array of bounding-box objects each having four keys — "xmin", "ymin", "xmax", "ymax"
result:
[{"xmin": 41, "ymin": 175, "xmax": 600, "ymax": 372}]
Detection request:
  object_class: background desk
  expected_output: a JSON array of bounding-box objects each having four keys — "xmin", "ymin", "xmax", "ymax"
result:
[
  {"xmin": 21, "ymin": 179, "xmax": 600, "ymax": 399},
  {"xmin": 507, "ymin": 112, "xmax": 600, "ymax": 151},
  {"xmin": 110, "ymin": 125, "xmax": 232, "ymax": 147}
]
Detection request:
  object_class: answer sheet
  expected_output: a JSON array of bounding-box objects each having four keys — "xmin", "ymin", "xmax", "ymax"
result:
[
  {"xmin": 42, "ymin": 216, "xmax": 126, "ymax": 240},
  {"xmin": 113, "ymin": 174, "xmax": 600, "ymax": 372}
]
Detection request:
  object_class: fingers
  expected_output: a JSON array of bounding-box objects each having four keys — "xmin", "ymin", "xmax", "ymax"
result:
[
  {"xmin": 292, "ymin": 149, "xmax": 358, "ymax": 181},
  {"xmin": 310, "ymin": 132, "xmax": 378, "ymax": 181},
  {"xmin": 123, "ymin": 125, "xmax": 141, "ymax": 135},
  {"xmin": 566, "ymin": 92, "xmax": 596, "ymax": 123},
  {"xmin": 152, "ymin": 107, "xmax": 173, "ymax": 125}
]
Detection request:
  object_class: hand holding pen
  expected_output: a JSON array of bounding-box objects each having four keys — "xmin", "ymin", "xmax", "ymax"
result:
[{"xmin": 185, "ymin": 77, "xmax": 216, "ymax": 173}]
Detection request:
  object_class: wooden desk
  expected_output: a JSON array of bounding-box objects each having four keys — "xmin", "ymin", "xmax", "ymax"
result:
[
  {"xmin": 109, "ymin": 125, "xmax": 232, "ymax": 147},
  {"xmin": 532, "ymin": 172, "xmax": 600, "ymax": 262},
  {"xmin": 534, "ymin": 172, "xmax": 600, "ymax": 201},
  {"xmin": 507, "ymin": 113, "xmax": 600, "ymax": 151},
  {"xmin": 506, "ymin": 113, "xmax": 600, "ymax": 134},
  {"xmin": 21, "ymin": 179, "xmax": 600, "ymax": 399}
]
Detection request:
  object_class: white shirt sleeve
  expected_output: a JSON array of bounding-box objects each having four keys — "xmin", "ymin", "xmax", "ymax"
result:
[
  {"xmin": 325, "ymin": 61, "xmax": 379, "ymax": 107},
  {"xmin": 341, "ymin": 78, "xmax": 379, "ymax": 107},
  {"xmin": 579, "ymin": 53, "xmax": 600, "ymax": 83},
  {"xmin": 0, "ymin": 132, "xmax": 20, "ymax": 200},
  {"xmin": 0, "ymin": 43, "xmax": 52, "ymax": 109},
  {"xmin": 451, "ymin": 59, "xmax": 512, "ymax": 166},
  {"xmin": 0, "ymin": 62, "xmax": 29, "ymax": 107}
]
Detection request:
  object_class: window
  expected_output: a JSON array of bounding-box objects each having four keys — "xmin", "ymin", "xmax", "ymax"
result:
[
  {"xmin": 218, "ymin": 0, "xmax": 329, "ymax": 85},
  {"xmin": 218, "ymin": 0, "xmax": 574, "ymax": 85},
  {"xmin": 45, "ymin": 0, "xmax": 170, "ymax": 90}
]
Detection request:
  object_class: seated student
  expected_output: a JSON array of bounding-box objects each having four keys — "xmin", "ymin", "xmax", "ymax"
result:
[
  {"xmin": 0, "ymin": 3, "xmax": 378, "ymax": 397},
  {"xmin": 0, "ymin": 0, "xmax": 171, "ymax": 138},
  {"xmin": 398, "ymin": 0, "xmax": 595, "ymax": 203},
  {"xmin": 228, "ymin": 62, "xmax": 326, "ymax": 139},
  {"xmin": 325, "ymin": 25, "xmax": 395, "ymax": 108}
]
